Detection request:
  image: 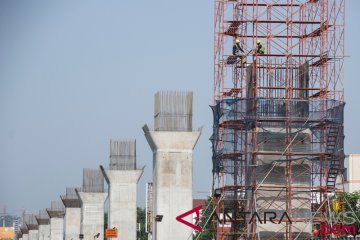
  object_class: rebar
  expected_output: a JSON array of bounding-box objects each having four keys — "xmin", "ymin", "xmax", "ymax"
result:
[
  {"xmin": 154, "ymin": 91, "xmax": 193, "ymax": 131},
  {"xmin": 37, "ymin": 209, "xmax": 49, "ymax": 220},
  {"xmin": 109, "ymin": 139, "xmax": 136, "ymax": 170},
  {"xmin": 46, "ymin": 200, "xmax": 65, "ymax": 218},
  {"xmin": 23, "ymin": 214, "xmax": 37, "ymax": 226},
  {"xmin": 50, "ymin": 201, "xmax": 65, "ymax": 211},
  {"xmin": 62, "ymin": 187, "xmax": 80, "ymax": 200},
  {"xmin": 60, "ymin": 187, "xmax": 82, "ymax": 208},
  {"xmin": 82, "ymin": 168, "xmax": 104, "ymax": 193}
]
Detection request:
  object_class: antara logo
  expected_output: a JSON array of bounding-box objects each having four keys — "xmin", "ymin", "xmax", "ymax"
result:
[
  {"xmin": 242, "ymin": 212, "xmax": 292, "ymax": 224},
  {"xmin": 211, "ymin": 211, "xmax": 292, "ymax": 224},
  {"xmin": 317, "ymin": 224, "xmax": 356, "ymax": 236},
  {"xmin": 176, "ymin": 208, "xmax": 293, "ymax": 232}
]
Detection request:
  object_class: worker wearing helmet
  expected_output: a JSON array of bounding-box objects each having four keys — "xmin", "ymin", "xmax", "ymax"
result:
[
  {"xmin": 233, "ymin": 39, "xmax": 246, "ymax": 64},
  {"xmin": 233, "ymin": 39, "xmax": 244, "ymax": 55},
  {"xmin": 256, "ymin": 40, "xmax": 265, "ymax": 54}
]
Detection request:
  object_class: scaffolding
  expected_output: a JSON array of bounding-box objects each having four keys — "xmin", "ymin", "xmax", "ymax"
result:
[{"xmin": 212, "ymin": 0, "xmax": 345, "ymax": 239}]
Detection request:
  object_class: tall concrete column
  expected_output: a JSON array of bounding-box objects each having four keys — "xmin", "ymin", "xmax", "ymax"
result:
[
  {"xmin": 142, "ymin": 89, "xmax": 201, "ymax": 240},
  {"xmin": 253, "ymin": 128, "xmax": 312, "ymax": 239},
  {"xmin": 100, "ymin": 139, "xmax": 144, "ymax": 240},
  {"xmin": 77, "ymin": 169, "xmax": 107, "ymax": 240},
  {"xmin": 77, "ymin": 192, "xmax": 107, "ymax": 240},
  {"xmin": 101, "ymin": 169, "xmax": 143, "ymax": 240},
  {"xmin": 61, "ymin": 188, "xmax": 81, "ymax": 240},
  {"xmin": 48, "ymin": 218, "xmax": 63, "ymax": 240},
  {"xmin": 46, "ymin": 201, "xmax": 65, "ymax": 240},
  {"xmin": 36, "ymin": 210, "xmax": 50, "ymax": 240},
  {"xmin": 143, "ymin": 127, "xmax": 201, "ymax": 240}
]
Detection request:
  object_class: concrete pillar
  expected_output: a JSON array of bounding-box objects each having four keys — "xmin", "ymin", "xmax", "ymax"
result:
[
  {"xmin": 61, "ymin": 194, "xmax": 81, "ymax": 240},
  {"xmin": 143, "ymin": 125, "xmax": 201, "ymax": 240},
  {"xmin": 77, "ymin": 192, "xmax": 107, "ymax": 240},
  {"xmin": 28, "ymin": 229, "xmax": 38, "ymax": 240},
  {"xmin": 254, "ymin": 128, "xmax": 312, "ymax": 239},
  {"xmin": 100, "ymin": 166, "xmax": 144, "ymax": 240},
  {"xmin": 22, "ymin": 233, "xmax": 29, "ymax": 240},
  {"xmin": 37, "ymin": 225, "xmax": 50, "ymax": 240},
  {"xmin": 47, "ymin": 210, "xmax": 64, "ymax": 240},
  {"xmin": 36, "ymin": 211, "xmax": 50, "ymax": 240}
]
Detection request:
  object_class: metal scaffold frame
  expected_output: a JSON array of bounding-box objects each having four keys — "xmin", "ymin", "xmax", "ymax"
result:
[{"xmin": 211, "ymin": 0, "xmax": 345, "ymax": 239}]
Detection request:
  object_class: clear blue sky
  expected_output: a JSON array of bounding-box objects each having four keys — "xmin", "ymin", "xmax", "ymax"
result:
[{"xmin": 0, "ymin": 0, "xmax": 359, "ymax": 215}]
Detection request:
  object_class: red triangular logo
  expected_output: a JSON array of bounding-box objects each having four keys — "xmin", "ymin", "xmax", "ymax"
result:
[{"xmin": 176, "ymin": 205, "xmax": 203, "ymax": 232}]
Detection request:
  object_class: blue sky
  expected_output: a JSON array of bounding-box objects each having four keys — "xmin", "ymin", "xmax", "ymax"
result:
[{"xmin": 0, "ymin": 0, "xmax": 359, "ymax": 215}]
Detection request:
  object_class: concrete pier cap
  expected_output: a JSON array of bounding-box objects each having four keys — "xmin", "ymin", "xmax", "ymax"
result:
[
  {"xmin": 142, "ymin": 124, "xmax": 201, "ymax": 152},
  {"xmin": 100, "ymin": 166, "xmax": 144, "ymax": 185},
  {"xmin": 20, "ymin": 226, "xmax": 29, "ymax": 235}
]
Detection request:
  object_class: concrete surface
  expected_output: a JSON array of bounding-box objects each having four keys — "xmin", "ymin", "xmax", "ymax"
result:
[
  {"xmin": 28, "ymin": 230, "xmax": 38, "ymax": 240},
  {"xmin": 143, "ymin": 127, "xmax": 201, "ymax": 240},
  {"xmin": 37, "ymin": 224, "xmax": 50, "ymax": 240},
  {"xmin": 63, "ymin": 207, "xmax": 81, "ymax": 240},
  {"xmin": 77, "ymin": 192, "xmax": 107, "ymax": 240},
  {"xmin": 49, "ymin": 218, "xmax": 64, "ymax": 240},
  {"xmin": 22, "ymin": 233, "xmax": 29, "ymax": 240},
  {"xmin": 101, "ymin": 167, "xmax": 144, "ymax": 240},
  {"xmin": 342, "ymin": 154, "xmax": 360, "ymax": 192}
]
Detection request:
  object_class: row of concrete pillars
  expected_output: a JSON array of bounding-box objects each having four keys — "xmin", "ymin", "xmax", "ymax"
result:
[
  {"xmin": 19, "ymin": 142, "xmax": 143, "ymax": 240},
  {"xmin": 18, "ymin": 91, "xmax": 202, "ymax": 240}
]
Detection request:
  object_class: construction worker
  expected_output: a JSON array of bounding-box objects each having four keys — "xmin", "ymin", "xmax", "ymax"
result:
[
  {"xmin": 233, "ymin": 39, "xmax": 246, "ymax": 64},
  {"xmin": 256, "ymin": 40, "xmax": 265, "ymax": 54}
]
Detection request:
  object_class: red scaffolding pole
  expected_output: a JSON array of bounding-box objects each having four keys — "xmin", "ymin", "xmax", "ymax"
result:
[{"xmin": 211, "ymin": 0, "xmax": 345, "ymax": 239}]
